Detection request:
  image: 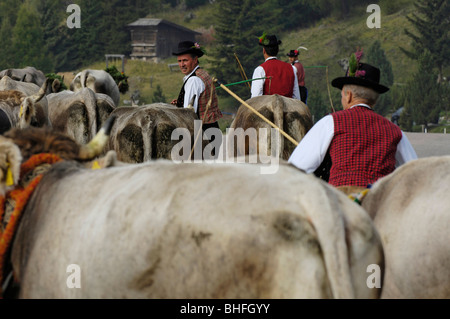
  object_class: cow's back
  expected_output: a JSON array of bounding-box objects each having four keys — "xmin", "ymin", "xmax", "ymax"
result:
[
  {"xmin": 11, "ymin": 161, "xmax": 383, "ymax": 298},
  {"xmin": 363, "ymin": 156, "xmax": 450, "ymax": 298},
  {"xmin": 230, "ymin": 95, "xmax": 312, "ymax": 160}
]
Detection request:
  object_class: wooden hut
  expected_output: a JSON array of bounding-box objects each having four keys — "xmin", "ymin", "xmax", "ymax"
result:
[{"xmin": 127, "ymin": 18, "xmax": 201, "ymax": 62}]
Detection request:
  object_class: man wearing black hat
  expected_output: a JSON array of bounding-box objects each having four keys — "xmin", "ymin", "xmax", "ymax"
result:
[
  {"xmin": 288, "ymin": 55, "xmax": 417, "ymax": 194},
  {"xmin": 287, "ymin": 49, "xmax": 307, "ymax": 104},
  {"xmin": 250, "ymin": 34, "xmax": 300, "ymax": 100},
  {"xmin": 171, "ymin": 41, "xmax": 222, "ymax": 133}
]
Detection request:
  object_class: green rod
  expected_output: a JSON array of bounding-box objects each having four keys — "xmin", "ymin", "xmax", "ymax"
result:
[{"xmin": 215, "ymin": 77, "xmax": 268, "ymax": 88}]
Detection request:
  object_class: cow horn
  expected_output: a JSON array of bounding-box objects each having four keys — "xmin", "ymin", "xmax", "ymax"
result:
[
  {"xmin": 187, "ymin": 94, "xmax": 196, "ymax": 109},
  {"xmin": 78, "ymin": 115, "xmax": 117, "ymax": 160},
  {"xmin": 31, "ymin": 78, "xmax": 51, "ymax": 103}
]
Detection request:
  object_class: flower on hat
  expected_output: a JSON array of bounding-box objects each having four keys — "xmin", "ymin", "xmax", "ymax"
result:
[
  {"xmin": 258, "ymin": 32, "xmax": 270, "ymax": 46},
  {"xmin": 191, "ymin": 42, "xmax": 207, "ymax": 55},
  {"xmin": 294, "ymin": 50, "xmax": 299, "ymax": 55},
  {"xmin": 348, "ymin": 47, "xmax": 364, "ymax": 77}
]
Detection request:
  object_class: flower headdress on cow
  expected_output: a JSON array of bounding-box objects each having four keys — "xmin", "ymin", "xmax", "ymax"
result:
[
  {"xmin": 105, "ymin": 65, "xmax": 129, "ymax": 94},
  {"xmin": 331, "ymin": 47, "xmax": 389, "ymax": 94}
]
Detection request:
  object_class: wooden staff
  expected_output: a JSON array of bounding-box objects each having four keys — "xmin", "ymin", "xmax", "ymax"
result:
[
  {"xmin": 234, "ymin": 53, "xmax": 251, "ymax": 90},
  {"xmin": 214, "ymin": 79, "xmax": 299, "ymax": 146}
]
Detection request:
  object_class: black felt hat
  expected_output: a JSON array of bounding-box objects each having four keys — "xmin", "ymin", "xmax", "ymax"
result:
[
  {"xmin": 258, "ymin": 34, "xmax": 281, "ymax": 47},
  {"xmin": 287, "ymin": 49, "xmax": 299, "ymax": 57},
  {"xmin": 172, "ymin": 41, "xmax": 204, "ymax": 57},
  {"xmin": 331, "ymin": 63, "xmax": 389, "ymax": 94}
]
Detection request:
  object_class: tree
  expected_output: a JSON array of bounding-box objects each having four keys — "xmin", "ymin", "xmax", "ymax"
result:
[
  {"xmin": 403, "ymin": 52, "xmax": 444, "ymax": 130},
  {"xmin": 11, "ymin": 2, "xmax": 53, "ymax": 72},
  {"xmin": 151, "ymin": 84, "xmax": 167, "ymax": 103},
  {"xmin": 40, "ymin": 0, "xmax": 68, "ymax": 72},
  {"xmin": 366, "ymin": 40, "xmax": 394, "ymax": 116},
  {"xmin": 0, "ymin": 0, "xmax": 22, "ymax": 26},
  {"xmin": 401, "ymin": 0, "xmax": 449, "ymax": 83},
  {"xmin": 210, "ymin": 0, "xmax": 284, "ymax": 101},
  {"xmin": 0, "ymin": 17, "xmax": 14, "ymax": 69}
]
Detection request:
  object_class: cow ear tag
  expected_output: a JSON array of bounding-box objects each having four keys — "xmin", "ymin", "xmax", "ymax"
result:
[
  {"xmin": 6, "ymin": 163, "xmax": 14, "ymax": 186},
  {"xmin": 19, "ymin": 104, "xmax": 24, "ymax": 118},
  {"xmin": 91, "ymin": 161, "xmax": 101, "ymax": 170}
]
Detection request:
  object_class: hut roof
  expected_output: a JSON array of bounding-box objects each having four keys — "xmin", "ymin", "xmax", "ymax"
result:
[{"xmin": 126, "ymin": 18, "xmax": 201, "ymax": 35}]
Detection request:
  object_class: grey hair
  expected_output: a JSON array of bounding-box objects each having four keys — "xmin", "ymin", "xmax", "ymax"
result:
[{"xmin": 343, "ymin": 84, "xmax": 379, "ymax": 106}]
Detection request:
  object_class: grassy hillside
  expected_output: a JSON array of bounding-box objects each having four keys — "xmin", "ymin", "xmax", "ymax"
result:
[{"xmin": 61, "ymin": 1, "xmax": 420, "ymax": 130}]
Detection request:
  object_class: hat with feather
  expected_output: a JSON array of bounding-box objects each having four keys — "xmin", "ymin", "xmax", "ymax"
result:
[{"xmin": 331, "ymin": 48, "xmax": 389, "ymax": 94}]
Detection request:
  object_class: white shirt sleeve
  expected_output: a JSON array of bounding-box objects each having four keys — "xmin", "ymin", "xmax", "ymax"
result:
[
  {"xmin": 292, "ymin": 66, "xmax": 300, "ymax": 100},
  {"xmin": 183, "ymin": 76, "xmax": 205, "ymax": 113},
  {"xmin": 288, "ymin": 115, "xmax": 334, "ymax": 173},
  {"xmin": 251, "ymin": 66, "xmax": 265, "ymax": 98},
  {"xmin": 395, "ymin": 132, "xmax": 418, "ymax": 167}
]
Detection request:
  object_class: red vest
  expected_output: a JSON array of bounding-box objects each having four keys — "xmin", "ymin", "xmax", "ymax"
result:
[
  {"xmin": 260, "ymin": 59, "xmax": 294, "ymax": 97},
  {"xmin": 195, "ymin": 68, "xmax": 222, "ymax": 124},
  {"xmin": 293, "ymin": 61, "xmax": 305, "ymax": 87},
  {"xmin": 329, "ymin": 105, "xmax": 402, "ymax": 187}
]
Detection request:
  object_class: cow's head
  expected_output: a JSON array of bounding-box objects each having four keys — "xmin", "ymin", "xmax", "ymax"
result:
[
  {"xmin": 0, "ymin": 115, "xmax": 118, "ymax": 194},
  {"xmin": 5, "ymin": 114, "xmax": 116, "ymax": 163},
  {"xmin": 18, "ymin": 78, "xmax": 50, "ymax": 128}
]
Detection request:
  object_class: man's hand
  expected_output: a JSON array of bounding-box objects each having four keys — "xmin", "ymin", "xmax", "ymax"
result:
[{"xmin": 171, "ymin": 99, "xmax": 177, "ymax": 105}]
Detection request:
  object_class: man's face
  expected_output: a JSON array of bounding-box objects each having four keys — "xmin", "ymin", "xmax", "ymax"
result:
[
  {"xmin": 177, "ymin": 54, "xmax": 198, "ymax": 75},
  {"xmin": 288, "ymin": 56, "xmax": 296, "ymax": 63}
]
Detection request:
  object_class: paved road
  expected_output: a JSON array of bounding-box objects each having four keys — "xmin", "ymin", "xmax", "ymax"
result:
[{"xmin": 405, "ymin": 132, "xmax": 450, "ymax": 158}]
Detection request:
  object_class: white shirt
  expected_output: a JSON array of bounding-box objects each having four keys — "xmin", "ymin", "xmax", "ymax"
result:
[
  {"xmin": 288, "ymin": 104, "xmax": 418, "ymax": 173},
  {"xmin": 251, "ymin": 57, "xmax": 300, "ymax": 99},
  {"xmin": 182, "ymin": 65, "xmax": 205, "ymax": 113}
]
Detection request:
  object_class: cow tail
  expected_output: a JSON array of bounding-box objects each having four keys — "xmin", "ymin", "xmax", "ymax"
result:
[
  {"xmin": 272, "ymin": 95, "xmax": 284, "ymax": 158},
  {"xmin": 307, "ymin": 185, "xmax": 356, "ymax": 298}
]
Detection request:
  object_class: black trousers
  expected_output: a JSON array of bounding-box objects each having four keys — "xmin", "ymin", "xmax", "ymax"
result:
[{"xmin": 299, "ymin": 86, "xmax": 308, "ymax": 104}]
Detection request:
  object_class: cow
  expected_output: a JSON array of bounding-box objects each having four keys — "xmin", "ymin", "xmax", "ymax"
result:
[
  {"xmin": 0, "ymin": 67, "xmax": 46, "ymax": 87},
  {"xmin": 229, "ymin": 94, "xmax": 313, "ymax": 160},
  {"xmin": 0, "ymin": 75, "xmax": 41, "ymax": 96},
  {"xmin": 70, "ymin": 69, "xmax": 120, "ymax": 107},
  {"xmin": 0, "ymin": 78, "xmax": 52, "ymax": 130},
  {"xmin": 362, "ymin": 156, "xmax": 450, "ymax": 298},
  {"xmin": 105, "ymin": 103, "xmax": 199, "ymax": 163},
  {"xmin": 46, "ymin": 88, "xmax": 115, "ymax": 145},
  {"xmin": 0, "ymin": 126, "xmax": 384, "ymax": 299}
]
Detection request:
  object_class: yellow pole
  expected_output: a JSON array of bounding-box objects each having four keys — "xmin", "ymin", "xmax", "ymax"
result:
[{"xmin": 326, "ymin": 66, "xmax": 336, "ymax": 113}]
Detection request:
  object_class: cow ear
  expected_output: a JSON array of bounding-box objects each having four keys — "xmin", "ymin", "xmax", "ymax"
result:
[
  {"xmin": 52, "ymin": 79, "xmax": 61, "ymax": 93},
  {"xmin": 0, "ymin": 136, "xmax": 22, "ymax": 195}
]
